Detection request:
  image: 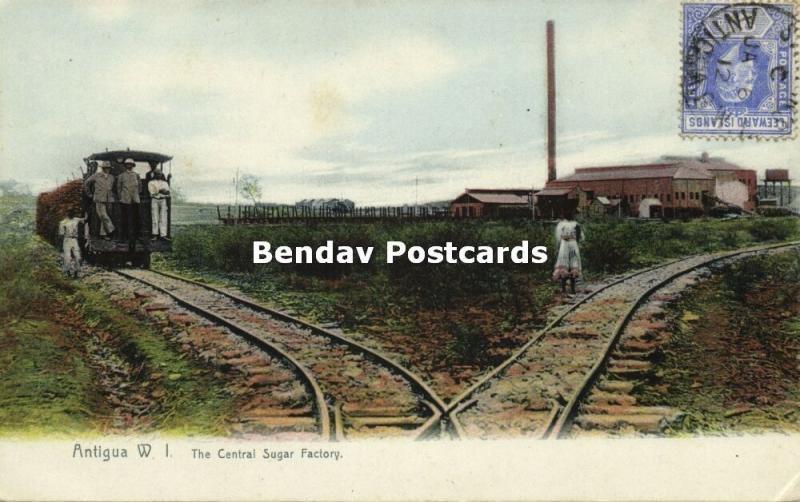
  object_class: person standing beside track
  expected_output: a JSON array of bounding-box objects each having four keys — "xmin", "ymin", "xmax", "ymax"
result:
[
  {"xmin": 58, "ymin": 208, "xmax": 84, "ymax": 278},
  {"xmin": 83, "ymin": 161, "xmax": 116, "ymax": 239},
  {"xmin": 552, "ymin": 210, "xmax": 584, "ymax": 294}
]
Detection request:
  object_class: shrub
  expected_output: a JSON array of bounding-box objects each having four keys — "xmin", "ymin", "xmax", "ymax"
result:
[
  {"xmin": 447, "ymin": 320, "xmax": 488, "ymax": 365},
  {"xmin": 749, "ymin": 219, "xmax": 796, "ymax": 242},
  {"xmin": 580, "ymin": 222, "xmax": 634, "ymax": 272}
]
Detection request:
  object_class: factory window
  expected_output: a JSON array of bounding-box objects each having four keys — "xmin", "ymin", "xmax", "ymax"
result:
[
  {"xmin": 695, "ymin": 192, "xmax": 700, "ymax": 199},
  {"xmin": 681, "ymin": 192, "xmax": 686, "ymax": 200},
  {"xmin": 675, "ymin": 192, "xmax": 679, "ymax": 200},
  {"xmin": 667, "ymin": 194, "xmax": 671, "ymax": 202},
  {"xmin": 689, "ymin": 192, "xmax": 693, "ymax": 200}
]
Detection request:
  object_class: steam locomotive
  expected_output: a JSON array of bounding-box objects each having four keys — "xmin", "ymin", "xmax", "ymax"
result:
[{"xmin": 36, "ymin": 150, "xmax": 174, "ymax": 268}]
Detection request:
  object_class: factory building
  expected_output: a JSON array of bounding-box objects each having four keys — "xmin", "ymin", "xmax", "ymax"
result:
[
  {"xmin": 536, "ymin": 154, "xmax": 757, "ymax": 219},
  {"xmin": 450, "ymin": 189, "xmax": 533, "ymax": 218}
]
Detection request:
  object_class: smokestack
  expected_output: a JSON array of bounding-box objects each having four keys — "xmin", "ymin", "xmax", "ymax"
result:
[{"xmin": 546, "ymin": 20, "xmax": 556, "ymax": 183}]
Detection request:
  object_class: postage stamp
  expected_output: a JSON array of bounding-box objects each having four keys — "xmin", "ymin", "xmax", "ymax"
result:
[{"xmin": 681, "ymin": 2, "xmax": 797, "ymax": 138}]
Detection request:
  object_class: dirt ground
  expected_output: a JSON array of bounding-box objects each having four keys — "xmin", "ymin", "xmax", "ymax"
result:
[{"xmin": 635, "ymin": 251, "xmax": 800, "ymax": 434}]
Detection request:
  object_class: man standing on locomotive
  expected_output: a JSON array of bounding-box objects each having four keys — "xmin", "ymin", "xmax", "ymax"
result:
[
  {"xmin": 144, "ymin": 160, "xmax": 171, "ymax": 185},
  {"xmin": 148, "ymin": 171, "xmax": 171, "ymax": 241},
  {"xmin": 116, "ymin": 158, "xmax": 141, "ymax": 247},
  {"xmin": 58, "ymin": 207, "xmax": 84, "ymax": 278},
  {"xmin": 83, "ymin": 161, "xmax": 115, "ymax": 239}
]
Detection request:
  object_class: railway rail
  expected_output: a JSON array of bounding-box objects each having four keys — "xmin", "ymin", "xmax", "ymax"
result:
[
  {"xmin": 446, "ymin": 240, "xmax": 800, "ymax": 439},
  {"xmin": 114, "ymin": 268, "xmax": 446, "ymax": 441},
  {"xmin": 112, "ymin": 241, "xmax": 797, "ymax": 440}
]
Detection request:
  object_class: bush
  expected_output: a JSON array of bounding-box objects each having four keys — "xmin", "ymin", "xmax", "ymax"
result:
[
  {"xmin": 580, "ymin": 222, "xmax": 634, "ymax": 272},
  {"xmin": 447, "ymin": 320, "xmax": 488, "ymax": 365},
  {"xmin": 748, "ymin": 219, "xmax": 796, "ymax": 242},
  {"xmin": 756, "ymin": 207, "xmax": 793, "ymax": 217}
]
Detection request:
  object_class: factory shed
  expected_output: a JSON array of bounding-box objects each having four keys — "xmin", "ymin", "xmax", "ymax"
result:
[
  {"xmin": 450, "ymin": 189, "xmax": 533, "ymax": 218},
  {"xmin": 534, "ymin": 187, "xmax": 578, "ymax": 219},
  {"xmin": 537, "ymin": 160, "xmax": 716, "ymax": 218},
  {"xmin": 662, "ymin": 154, "xmax": 758, "ymax": 210},
  {"xmin": 587, "ymin": 196, "xmax": 622, "ymax": 218}
]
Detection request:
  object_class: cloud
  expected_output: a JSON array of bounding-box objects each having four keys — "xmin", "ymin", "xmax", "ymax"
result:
[
  {"xmin": 78, "ymin": 0, "xmax": 132, "ymax": 23},
  {"xmin": 90, "ymin": 34, "xmax": 463, "ymax": 185}
]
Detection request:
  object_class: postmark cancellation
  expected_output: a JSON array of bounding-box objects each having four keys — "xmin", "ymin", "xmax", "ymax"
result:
[{"xmin": 681, "ymin": 1, "xmax": 797, "ymax": 138}]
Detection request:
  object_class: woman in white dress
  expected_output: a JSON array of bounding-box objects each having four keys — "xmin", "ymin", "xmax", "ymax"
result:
[{"xmin": 552, "ymin": 213, "xmax": 584, "ymax": 294}]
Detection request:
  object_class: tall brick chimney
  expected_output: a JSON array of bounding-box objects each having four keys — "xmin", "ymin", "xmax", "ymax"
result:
[{"xmin": 546, "ymin": 20, "xmax": 556, "ymax": 183}]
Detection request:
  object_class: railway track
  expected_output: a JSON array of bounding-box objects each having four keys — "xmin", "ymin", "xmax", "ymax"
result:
[
  {"xmin": 446, "ymin": 241, "xmax": 800, "ymax": 439},
  {"xmin": 114, "ymin": 268, "xmax": 446, "ymax": 441}
]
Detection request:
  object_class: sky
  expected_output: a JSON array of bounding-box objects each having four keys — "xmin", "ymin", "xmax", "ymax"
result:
[{"xmin": 0, "ymin": 0, "xmax": 797, "ymax": 205}]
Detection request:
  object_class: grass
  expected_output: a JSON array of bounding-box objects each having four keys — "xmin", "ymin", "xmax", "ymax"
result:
[
  {"xmin": 157, "ymin": 216, "xmax": 797, "ymax": 396},
  {"xmin": 0, "ymin": 195, "xmax": 237, "ymax": 436},
  {"xmin": 163, "ymin": 217, "xmax": 799, "ymax": 325},
  {"xmin": 0, "ymin": 319, "xmax": 97, "ymax": 436},
  {"xmin": 636, "ymin": 250, "xmax": 800, "ymax": 435},
  {"xmin": 72, "ymin": 287, "xmax": 236, "ymax": 435}
]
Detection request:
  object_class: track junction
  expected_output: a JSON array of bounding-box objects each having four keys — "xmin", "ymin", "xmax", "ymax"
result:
[{"xmin": 108, "ymin": 240, "xmax": 798, "ymax": 440}]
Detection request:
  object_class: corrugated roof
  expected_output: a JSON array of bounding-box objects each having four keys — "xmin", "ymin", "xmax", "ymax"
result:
[
  {"xmin": 452, "ymin": 188, "xmax": 533, "ymax": 205},
  {"xmin": 661, "ymin": 156, "xmax": 750, "ymax": 171},
  {"xmin": 465, "ymin": 188, "xmax": 532, "ymax": 195},
  {"xmin": 467, "ymin": 193, "xmax": 530, "ymax": 204},
  {"xmin": 536, "ymin": 188, "xmax": 573, "ymax": 196},
  {"xmin": 553, "ymin": 162, "xmax": 713, "ymax": 182}
]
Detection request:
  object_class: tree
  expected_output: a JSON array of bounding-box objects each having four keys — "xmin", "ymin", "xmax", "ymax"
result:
[
  {"xmin": 239, "ymin": 174, "xmax": 262, "ymax": 205},
  {"xmin": 170, "ymin": 184, "xmax": 187, "ymax": 204}
]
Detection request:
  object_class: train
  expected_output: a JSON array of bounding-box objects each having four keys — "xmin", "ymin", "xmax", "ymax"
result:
[{"xmin": 36, "ymin": 150, "xmax": 174, "ymax": 268}]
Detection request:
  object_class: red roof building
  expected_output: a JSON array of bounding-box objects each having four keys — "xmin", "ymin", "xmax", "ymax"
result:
[
  {"xmin": 537, "ymin": 155, "xmax": 757, "ymax": 218},
  {"xmin": 450, "ymin": 188, "xmax": 533, "ymax": 218}
]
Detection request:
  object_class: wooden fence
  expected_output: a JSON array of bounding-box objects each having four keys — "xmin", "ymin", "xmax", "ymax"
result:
[{"xmin": 217, "ymin": 205, "xmax": 453, "ymax": 225}]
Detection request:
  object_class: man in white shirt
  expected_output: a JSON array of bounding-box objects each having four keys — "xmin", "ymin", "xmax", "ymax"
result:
[
  {"xmin": 147, "ymin": 171, "xmax": 171, "ymax": 241},
  {"xmin": 58, "ymin": 208, "xmax": 84, "ymax": 278}
]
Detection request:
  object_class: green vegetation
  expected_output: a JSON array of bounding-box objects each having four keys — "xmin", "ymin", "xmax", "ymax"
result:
[
  {"xmin": 72, "ymin": 288, "xmax": 236, "ymax": 435},
  {"xmin": 637, "ymin": 250, "xmax": 800, "ymax": 434},
  {"xmin": 160, "ymin": 216, "xmax": 797, "ymax": 396},
  {"xmin": 582, "ymin": 217, "xmax": 798, "ymax": 272},
  {"xmin": 167, "ymin": 217, "xmax": 799, "ymax": 314},
  {"xmin": 0, "ymin": 195, "xmax": 235, "ymax": 436},
  {"xmin": 168, "ymin": 220, "xmax": 555, "ymax": 319},
  {"xmin": 171, "ymin": 203, "xmax": 222, "ymax": 226}
]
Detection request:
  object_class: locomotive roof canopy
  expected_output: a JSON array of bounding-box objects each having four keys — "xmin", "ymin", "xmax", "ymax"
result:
[{"xmin": 86, "ymin": 150, "xmax": 172, "ymax": 163}]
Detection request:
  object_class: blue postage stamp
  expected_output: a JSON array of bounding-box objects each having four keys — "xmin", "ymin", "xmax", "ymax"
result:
[{"xmin": 682, "ymin": 2, "xmax": 796, "ymax": 138}]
